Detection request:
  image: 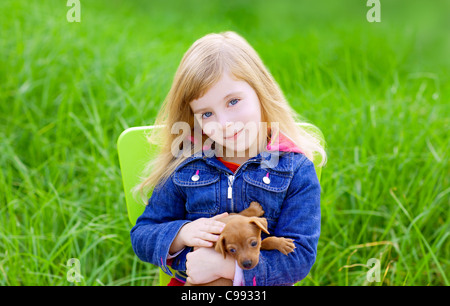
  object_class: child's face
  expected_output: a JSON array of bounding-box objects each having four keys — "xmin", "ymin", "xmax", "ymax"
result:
[{"xmin": 190, "ymin": 72, "xmax": 262, "ymax": 157}]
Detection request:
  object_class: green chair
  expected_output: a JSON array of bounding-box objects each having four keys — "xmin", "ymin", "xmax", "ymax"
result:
[{"xmin": 117, "ymin": 123, "xmax": 324, "ymax": 286}]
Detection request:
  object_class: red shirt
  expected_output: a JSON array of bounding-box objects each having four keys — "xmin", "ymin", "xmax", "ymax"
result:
[{"xmin": 217, "ymin": 157, "xmax": 240, "ymax": 173}]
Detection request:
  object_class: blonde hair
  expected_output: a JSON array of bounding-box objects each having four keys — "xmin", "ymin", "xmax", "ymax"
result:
[{"xmin": 135, "ymin": 31, "xmax": 327, "ymax": 203}]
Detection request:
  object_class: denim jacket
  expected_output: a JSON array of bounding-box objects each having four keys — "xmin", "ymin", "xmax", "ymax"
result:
[{"xmin": 130, "ymin": 148, "xmax": 321, "ymax": 286}]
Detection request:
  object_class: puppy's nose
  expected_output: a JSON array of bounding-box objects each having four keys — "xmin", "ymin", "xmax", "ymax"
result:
[{"xmin": 242, "ymin": 260, "xmax": 253, "ymax": 269}]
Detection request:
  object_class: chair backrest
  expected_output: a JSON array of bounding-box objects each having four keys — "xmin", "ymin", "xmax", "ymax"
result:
[
  {"xmin": 117, "ymin": 123, "xmax": 324, "ymax": 226},
  {"xmin": 117, "ymin": 126, "xmax": 159, "ymax": 225}
]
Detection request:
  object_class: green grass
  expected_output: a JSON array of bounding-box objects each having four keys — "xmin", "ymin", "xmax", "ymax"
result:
[{"xmin": 1, "ymin": 0, "xmax": 448, "ymax": 285}]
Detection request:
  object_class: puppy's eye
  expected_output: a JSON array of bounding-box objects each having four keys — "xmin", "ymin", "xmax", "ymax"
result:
[
  {"xmin": 251, "ymin": 241, "xmax": 257, "ymax": 247},
  {"xmin": 229, "ymin": 248, "xmax": 236, "ymax": 254}
]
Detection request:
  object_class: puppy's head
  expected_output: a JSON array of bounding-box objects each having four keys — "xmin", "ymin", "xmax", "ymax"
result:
[{"xmin": 215, "ymin": 215, "xmax": 269, "ymax": 270}]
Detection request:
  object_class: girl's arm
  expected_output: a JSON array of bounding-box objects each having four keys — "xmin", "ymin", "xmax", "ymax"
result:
[
  {"xmin": 130, "ymin": 173, "xmax": 227, "ymax": 275},
  {"xmin": 242, "ymin": 157, "xmax": 321, "ymax": 286},
  {"xmin": 130, "ymin": 173, "xmax": 191, "ymax": 275}
]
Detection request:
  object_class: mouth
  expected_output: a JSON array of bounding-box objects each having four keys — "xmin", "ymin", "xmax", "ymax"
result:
[{"xmin": 224, "ymin": 129, "xmax": 243, "ymax": 140}]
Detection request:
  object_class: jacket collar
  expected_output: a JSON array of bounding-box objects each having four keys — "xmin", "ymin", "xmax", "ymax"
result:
[
  {"xmin": 175, "ymin": 147, "xmax": 294, "ymax": 174},
  {"xmin": 175, "ymin": 129, "xmax": 300, "ymax": 174}
]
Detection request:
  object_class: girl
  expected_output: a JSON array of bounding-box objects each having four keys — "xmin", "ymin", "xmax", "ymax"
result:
[{"xmin": 130, "ymin": 31, "xmax": 326, "ymax": 286}]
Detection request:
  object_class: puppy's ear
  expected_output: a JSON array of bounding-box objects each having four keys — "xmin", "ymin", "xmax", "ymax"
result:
[
  {"xmin": 250, "ymin": 217, "xmax": 270, "ymax": 234},
  {"xmin": 215, "ymin": 235, "xmax": 227, "ymax": 259}
]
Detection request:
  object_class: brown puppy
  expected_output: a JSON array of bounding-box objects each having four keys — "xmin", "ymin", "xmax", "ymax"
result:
[{"xmin": 185, "ymin": 202, "xmax": 295, "ymax": 286}]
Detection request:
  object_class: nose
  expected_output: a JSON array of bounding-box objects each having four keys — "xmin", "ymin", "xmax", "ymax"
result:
[
  {"xmin": 214, "ymin": 112, "xmax": 231, "ymax": 128},
  {"xmin": 221, "ymin": 121, "xmax": 236, "ymax": 138},
  {"xmin": 242, "ymin": 260, "xmax": 253, "ymax": 269},
  {"xmin": 222, "ymin": 120, "xmax": 233, "ymax": 131}
]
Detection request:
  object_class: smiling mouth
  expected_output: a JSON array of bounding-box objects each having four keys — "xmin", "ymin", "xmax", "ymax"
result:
[{"xmin": 225, "ymin": 129, "xmax": 242, "ymax": 140}]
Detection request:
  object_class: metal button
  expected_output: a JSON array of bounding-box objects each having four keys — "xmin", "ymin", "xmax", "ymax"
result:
[
  {"xmin": 263, "ymin": 176, "xmax": 270, "ymax": 184},
  {"xmin": 191, "ymin": 174, "xmax": 199, "ymax": 182}
]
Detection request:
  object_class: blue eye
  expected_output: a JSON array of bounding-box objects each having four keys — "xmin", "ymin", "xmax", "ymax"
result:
[
  {"xmin": 229, "ymin": 98, "xmax": 240, "ymax": 106},
  {"xmin": 202, "ymin": 112, "xmax": 212, "ymax": 119}
]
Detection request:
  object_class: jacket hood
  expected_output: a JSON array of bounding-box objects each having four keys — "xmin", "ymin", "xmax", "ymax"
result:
[{"xmin": 267, "ymin": 130, "xmax": 304, "ymax": 154}]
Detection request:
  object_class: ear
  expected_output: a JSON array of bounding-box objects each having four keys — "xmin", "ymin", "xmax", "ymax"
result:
[
  {"xmin": 215, "ymin": 235, "xmax": 227, "ymax": 259},
  {"xmin": 250, "ymin": 217, "xmax": 270, "ymax": 235}
]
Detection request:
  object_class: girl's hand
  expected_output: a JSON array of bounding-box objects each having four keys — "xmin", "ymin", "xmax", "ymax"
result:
[
  {"xmin": 186, "ymin": 246, "xmax": 235, "ymax": 284},
  {"xmin": 179, "ymin": 213, "xmax": 228, "ymax": 248}
]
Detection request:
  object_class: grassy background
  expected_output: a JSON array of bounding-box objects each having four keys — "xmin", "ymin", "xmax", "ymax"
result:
[{"xmin": 1, "ymin": 0, "xmax": 448, "ymax": 285}]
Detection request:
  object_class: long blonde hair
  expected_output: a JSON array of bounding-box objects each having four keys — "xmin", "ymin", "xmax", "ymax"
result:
[{"xmin": 135, "ymin": 31, "xmax": 327, "ymax": 203}]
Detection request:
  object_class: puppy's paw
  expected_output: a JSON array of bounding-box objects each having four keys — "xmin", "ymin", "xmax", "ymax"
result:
[
  {"xmin": 248, "ymin": 201, "xmax": 265, "ymax": 217},
  {"xmin": 278, "ymin": 238, "xmax": 296, "ymax": 255}
]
